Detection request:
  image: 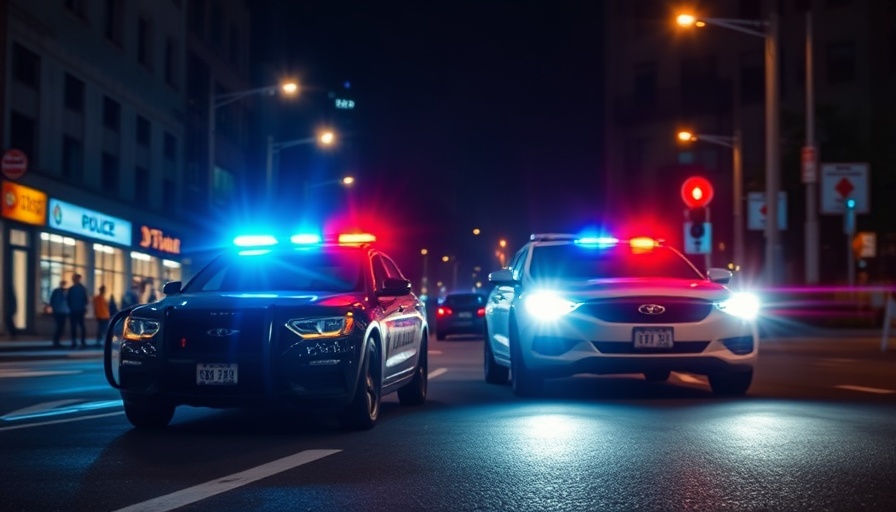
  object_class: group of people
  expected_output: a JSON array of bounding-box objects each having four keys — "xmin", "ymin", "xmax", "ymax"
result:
[{"xmin": 48, "ymin": 277, "xmax": 154, "ymax": 348}]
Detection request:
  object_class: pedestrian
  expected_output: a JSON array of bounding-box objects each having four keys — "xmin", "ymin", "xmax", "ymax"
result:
[
  {"xmin": 108, "ymin": 294, "xmax": 119, "ymax": 317},
  {"xmin": 5, "ymin": 283, "xmax": 18, "ymax": 339},
  {"xmin": 67, "ymin": 273, "xmax": 89, "ymax": 348},
  {"xmin": 93, "ymin": 284, "xmax": 111, "ymax": 346},
  {"xmin": 121, "ymin": 280, "xmax": 141, "ymax": 310},
  {"xmin": 49, "ymin": 280, "xmax": 69, "ymax": 347}
]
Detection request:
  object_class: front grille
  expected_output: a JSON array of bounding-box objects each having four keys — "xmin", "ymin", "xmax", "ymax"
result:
[
  {"xmin": 592, "ymin": 341, "xmax": 710, "ymax": 354},
  {"xmin": 576, "ymin": 297, "xmax": 713, "ymax": 324}
]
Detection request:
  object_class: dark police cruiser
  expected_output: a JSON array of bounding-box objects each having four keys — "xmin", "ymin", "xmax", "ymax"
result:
[{"xmin": 103, "ymin": 232, "xmax": 428, "ymax": 430}]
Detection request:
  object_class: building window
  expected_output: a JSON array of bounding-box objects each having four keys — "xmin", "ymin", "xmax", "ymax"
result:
[
  {"xmin": 12, "ymin": 43, "xmax": 40, "ymax": 89},
  {"xmin": 101, "ymin": 152, "xmax": 120, "ymax": 193},
  {"xmin": 164, "ymin": 132, "xmax": 177, "ymax": 161},
  {"xmin": 40, "ymin": 233, "xmax": 87, "ymax": 310},
  {"xmin": 131, "ymin": 253, "xmax": 161, "ymax": 302},
  {"xmin": 826, "ymin": 40, "xmax": 855, "ymax": 84},
  {"xmin": 163, "ymin": 178, "xmax": 176, "ymax": 210},
  {"xmin": 62, "ymin": 136, "xmax": 84, "ymax": 181},
  {"xmin": 212, "ymin": 167, "xmax": 235, "ymax": 207},
  {"xmin": 135, "ymin": 165, "xmax": 150, "ymax": 201},
  {"xmin": 188, "ymin": 0, "xmax": 205, "ymax": 36},
  {"xmin": 137, "ymin": 18, "xmax": 153, "ymax": 68},
  {"xmin": 104, "ymin": 0, "xmax": 124, "ymax": 46},
  {"xmin": 228, "ymin": 24, "xmax": 240, "ymax": 67},
  {"xmin": 103, "ymin": 96, "xmax": 121, "ymax": 131},
  {"xmin": 64, "ymin": 73, "xmax": 85, "ymax": 112},
  {"xmin": 93, "ymin": 243, "xmax": 126, "ymax": 313},
  {"xmin": 633, "ymin": 61, "xmax": 656, "ymax": 102},
  {"xmin": 165, "ymin": 37, "xmax": 179, "ymax": 88},
  {"xmin": 65, "ymin": 0, "xmax": 88, "ymax": 19},
  {"xmin": 9, "ymin": 111, "xmax": 36, "ymax": 164},
  {"xmin": 136, "ymin": 115, "xmax": 151, "ymax": 146},
  {"xmin": 211, "ymin": 3, "xmax": 224, "ymax": 50}
]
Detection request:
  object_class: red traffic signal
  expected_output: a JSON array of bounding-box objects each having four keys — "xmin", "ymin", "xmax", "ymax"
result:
[{"xmin": 681, "ymin": 176, "xmax": 714, "ymax": 208}]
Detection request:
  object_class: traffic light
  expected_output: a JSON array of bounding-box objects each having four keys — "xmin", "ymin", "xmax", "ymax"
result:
[{"xmin": 688, "ymin": 206, "xmax": 707, "ymax": 238}]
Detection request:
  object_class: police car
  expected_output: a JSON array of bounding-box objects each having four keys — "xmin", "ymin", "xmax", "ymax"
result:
[
  {"xmin": 103, "ymin": 232, "xmax": 428, "ymax": 430},
  {"xmin": 483, "ymin": 233, "xmax": 760, "ymax": 396}
]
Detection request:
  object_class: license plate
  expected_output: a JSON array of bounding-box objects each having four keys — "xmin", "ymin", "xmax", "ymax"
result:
[
  {"xmin": 196, "ymin": 363, "xmax": 238, "ymax": 385},
  {"xmin": 458, "ymin": 312, "xmax": 472, "ymax": 319},
  {"xmin": 633, "ymin": 327, "xmax": 674, "ymax": 349}
]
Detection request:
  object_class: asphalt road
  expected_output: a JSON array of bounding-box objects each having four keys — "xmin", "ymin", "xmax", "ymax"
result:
[{"xmin": 2, "ymin": 332, "xmax": 896, "ymax": 511}]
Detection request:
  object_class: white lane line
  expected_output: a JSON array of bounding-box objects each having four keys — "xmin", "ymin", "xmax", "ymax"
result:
[
  {"xmin": 672, "ymin": 372, "xmax": 705, "ymax": 385},
  {"xmin": 0, "ymin": 369, "xmax": 81, "ymax": 378},
  {"xmin": 0, "ymin": 411, "xmax": 124, "ymax": 432},
  {"xmin": 428, "ymin": 350, "xmax": 443, "ymax": 355},
  {"xmin": 835, "ymin": 385, "xmax": 895, "ymax": 395},
  {"xmin": 112, "ymin": 449, "xmax": 341, "ymax": 512},
  {"xmin": 428, "ymin": 368, "xmax": 448, "ymax": 379}
]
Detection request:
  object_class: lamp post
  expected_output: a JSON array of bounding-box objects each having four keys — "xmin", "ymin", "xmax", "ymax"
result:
[
  {"xmin": 266, "ymin": 131, "xmax": 336, "ymax": 202},
  {"xmin": 677, "ymin": 130, "xmax": 744, "ymax": 271},
  {"xmin": 677, "ymin": 10, "xmax": 782, "ymax": 284},
  {"xmin": 420, "ymin": 248, "xmax": 429, "ymax": 296},
  {"xmin": 208, "ymin": 81, "xmax": 298, "ymax": 209},
  {"xmin": 303, "ymin": 175, "xmax": 355, "ymax": 205},
  {"xmin": 803, "ymin": 10, "xmax": 819, "ymax": 284}
]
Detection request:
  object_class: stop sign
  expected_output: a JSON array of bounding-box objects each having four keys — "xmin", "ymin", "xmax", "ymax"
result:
[{"xmin": 1, "ymin": 149, "xmax": 28, "ymax": 180}]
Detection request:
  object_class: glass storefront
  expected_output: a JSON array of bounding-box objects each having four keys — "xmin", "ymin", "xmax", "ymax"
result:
[
  {"xmin": 94, "ymin": 243, "xmax": 125, "ymax": 309},
  {"xmin": 39, "ymin": 232, "xmax": 87, "ymax": 310}
]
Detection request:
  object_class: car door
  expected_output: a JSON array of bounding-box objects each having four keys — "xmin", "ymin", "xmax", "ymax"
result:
[
  {"xmin": 375, "ymin": 254, "xmax": 424, "ymax": 384},
  {"xmin": 487, "ymin": 247, "xmax": 527, "ymax": 363}
]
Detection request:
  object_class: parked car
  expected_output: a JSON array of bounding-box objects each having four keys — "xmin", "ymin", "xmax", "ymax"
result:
[{"xmin": 435, "ymin": 292, "xmax": 487, "ymax": 340}]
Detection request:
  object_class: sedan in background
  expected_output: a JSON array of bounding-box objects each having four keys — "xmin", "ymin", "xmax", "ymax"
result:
[{"xmin": 435, "ymin": 292, "xmax": 487, "ymax": 340}]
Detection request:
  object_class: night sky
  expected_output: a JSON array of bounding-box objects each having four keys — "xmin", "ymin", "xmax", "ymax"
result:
[{"xmin": 250, "ymin": 1, "xmax": 605, "ymax": 273}]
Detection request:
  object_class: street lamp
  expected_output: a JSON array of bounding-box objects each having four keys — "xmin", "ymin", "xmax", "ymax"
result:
[
  {"xmin": 303, "ymin": 175, "xmax": 354, "ymax": 204},
  {"xmin": 677, "ymin": 129, "xmax": 744, "ymax": 271},
  {"xmin": 208, "ymin": 81, "xmax": 298, "ymax": 209},
  {"xmin": 677, "ymin": 9, "xmax": 782, "ymax": 284},
  {"xmin": 266, "ymin": 130, "xmax": 336, "ymax": 202},
  {"xmin": 420, "ymin": 248, "xmax": 429, "ymax": 296}
]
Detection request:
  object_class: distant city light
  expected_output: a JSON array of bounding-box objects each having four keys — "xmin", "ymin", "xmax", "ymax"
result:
[{"xmin": 335, "ymin": 98, "xmax": 355, "ymax": 109}]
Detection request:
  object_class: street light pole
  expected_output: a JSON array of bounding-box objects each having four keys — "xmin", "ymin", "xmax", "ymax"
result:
[
  {"xmin": 266, "ymin": 132, "xmax": 334, "ymax": 203},
  {"xmin": 804, "ymin": 10, "xmax": 820, "ymax": 284}
]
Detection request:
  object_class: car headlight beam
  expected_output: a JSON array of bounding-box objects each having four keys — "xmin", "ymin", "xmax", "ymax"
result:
[
  {"xmin": 716, "ymin": 292, "xmax": 760, "ymax": 320},
  {"xmin": 286, "ymin": 315, "xmax": 355, "ymax": 339},
  {"xmin": 524, "ymin": 291, "xmax": 578, "ymax": 321}
]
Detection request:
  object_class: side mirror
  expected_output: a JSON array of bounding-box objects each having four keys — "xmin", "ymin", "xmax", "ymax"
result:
[
  {"xmin": 489, "ymin": 268, "xmax": 516, "ymax": 285},
  {"xmin": 162, "ymin": 281, "xmax": 182, "ymax": 295},
  {"xmin": 706, "ymin": 268, "xmax": 733, "ymax": 284},
  {"xmin": 377, "ymin": 277, "xmax": 412, "ymax": 297}
]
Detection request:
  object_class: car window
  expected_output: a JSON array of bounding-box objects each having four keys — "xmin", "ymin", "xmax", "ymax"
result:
[
  {"xmin": 370, "ymin": 254, "xmax": 389, "ymax": 289},
  {"xmin": 509, "ymin": 247, "xmax": 528, "ymax": 281},
  {"xmin": 183, "ymin": 248, "xmax": 363, "ymax": 293},
  {"xmin": 380, "ymin": 254, "xmax": 405, "ymax": 280},
  {"xmin": 528, "ymin": 244, "xmax": 702, "ymax": 280}
]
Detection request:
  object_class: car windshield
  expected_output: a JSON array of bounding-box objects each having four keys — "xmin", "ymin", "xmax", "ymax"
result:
[
  {"xmin": 182, "ymin": 247, "xmax": 364, "ymax": 293},
  {"xmin": 442, "ymin": 294, "xmax": 486, "ymax": 307},
  {"xmin": 528, "ymin": 243, "xmax": 702, "ymax": 281}
]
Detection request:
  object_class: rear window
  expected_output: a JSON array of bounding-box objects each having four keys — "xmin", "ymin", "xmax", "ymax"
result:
[
  {"xmin": 183, "ymin": 247, "xmax": 364, "ymax": 293},
  {"xmin": 529, "ymin": 244, "xmax": 701, "ymax": 280},
  {"xmin": 442, "ymin": 294, "xmax": 486, "ymax": 307}
]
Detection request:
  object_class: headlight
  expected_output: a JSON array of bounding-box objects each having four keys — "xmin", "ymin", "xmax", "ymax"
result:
[
  {"xmin": 716, "ymin": 292, "xmax": 760, "ymax": 320},
  {"xmin": 123, "ymin": 317, "xmax": 161, "ymax": 341},
  {"xmin": 524, "ymin": 291, "xmax": 578, "ymax": 321},
  {"xmin": 286, "ymin": 315, "xmax": 355, "ymax": 339}
]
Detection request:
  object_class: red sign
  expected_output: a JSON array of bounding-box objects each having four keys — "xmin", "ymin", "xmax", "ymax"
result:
[
  {"xmin": 680, "ymin": 176, "xmax": 714, "ymax": 208},
  {"xmin": 1, "ymin": 149, "xmax": 28, "ymax": 180}
]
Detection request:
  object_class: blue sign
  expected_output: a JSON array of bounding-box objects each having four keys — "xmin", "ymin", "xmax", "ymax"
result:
[{"xmin": 49, "ymin": 198, "xmax": 132, "ymax": 246}]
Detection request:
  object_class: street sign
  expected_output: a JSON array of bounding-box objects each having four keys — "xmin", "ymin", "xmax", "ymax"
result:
[
  {"xmin": 801, "ymin": 145, "xmax": 817, "ymax": 184},
  {"xmin": 746, "ymin": 191, "xmax": 787, "ymax": 230},
  {"xmin": 683, "ymin": 222, "xmax": 711, "ymax": 255},
  {"xmin": 1, "ymin": 149, "xmax": 28, "ymax": 180},
  {"xmin": 820, "ymin": 162, "xmax": 869, "ymax": 214}
]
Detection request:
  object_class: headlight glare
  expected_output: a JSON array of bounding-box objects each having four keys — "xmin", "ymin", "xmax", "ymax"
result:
[
  {"xmin": 524, "ymin": 291, "xmax": 578, "ymax": 320},
  {"xmin": 123, "ymin": 317, "xmax": 161, "ymax": 341},
  {"xmin": 286, "ymin": 315, "xmax": 355, "ymax": 339},
  {"xmin": 716, "ymin": 292, "xmax": 760, "ymax": 320}
]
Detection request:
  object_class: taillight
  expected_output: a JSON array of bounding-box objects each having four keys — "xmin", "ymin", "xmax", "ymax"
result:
[
  {"xmin": 437, "ymin": 306, "xmax": 453, "ymax": 317},
  {"xmin": 477, "ymin": 307, "xmax": 486, "ymax": 317}
]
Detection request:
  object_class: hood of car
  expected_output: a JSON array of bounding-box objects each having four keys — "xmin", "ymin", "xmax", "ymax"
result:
[
  {"xmin": 534, "ymin": 277, "xmax": 731, "ymax": 302},
  {"xmin": 129, "ymin": 291, "xmax": 368, "ymax": 316}
]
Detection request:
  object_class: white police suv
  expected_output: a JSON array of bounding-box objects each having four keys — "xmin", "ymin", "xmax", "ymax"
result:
[
  {"xmin": 104, "ymin": 232, "xmax": 428, "ymax": 430},
  {"xmin": 483, "ymin": 234, "xmax": 759, "ymax": 396}
]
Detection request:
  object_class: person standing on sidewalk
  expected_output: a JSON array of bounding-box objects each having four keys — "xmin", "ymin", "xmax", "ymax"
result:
[
  {"xmin": 49, "ymin": 280, "xmax": 69, "ymax": 347},
  {"xmin": 92, "ymin": 285, "xmax": 111, "ymax": 346},
  {"xmin": 67, "ymin": 273, "xmax": 89, "ymax": 348}
]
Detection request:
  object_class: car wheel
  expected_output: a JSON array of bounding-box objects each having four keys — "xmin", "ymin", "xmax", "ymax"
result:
[
  {"xmin": 339, "ymin": 339, "xmax": 381, "ymax": 430},
  {"xmin": 708, "ymin": 369, "xmax": 753, "ymax": 396},
  {"xmin": 397, "ymin": 334, "xmax": 427, "ymax": 406},
  {"xmin": 123, "ymin": 399, "xmax": 175, "ymax": 429},
  {"xmin": 484, "ymin": 337, "xmax": 509, "ymax": 385},
  {"xmin": 509, "ymin": 318, "xmax": 542, "ymax": 397},
  {"xmin": 643, "ymin": 370, "xmax": 671, "ymax": 382}
]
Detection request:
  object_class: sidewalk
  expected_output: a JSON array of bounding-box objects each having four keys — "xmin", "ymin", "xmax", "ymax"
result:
[{"xmin": 0, "ymin": 335, "xmax": 104, "ymax": 361}]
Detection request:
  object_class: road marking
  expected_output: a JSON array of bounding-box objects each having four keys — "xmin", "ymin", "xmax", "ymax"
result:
[
  {"xmin": 0, "ymin": 369, "xmax": 82, "ymax": 378},
  {"xmin": 428, "ymin": 350, "xmax": 443, "ymax": 355},
  {"xmin": 0, "ymin": 411, "xmax": 124, "ymax": 432},
  {"xmin": 429, "ymin": 368, "xmax": 447, "ymax": 379},
  {"xmin": 835, "ymin": 385, "xmax": 895, "ymax": 395},
  {"xmin": 816, "ymin": 358, "xmax": 858, "ymax": 366},
  {"xmin": 112, "ymin": 449, "xmax": 341, "ymax": 512},
  {"xmin": 672, "ymin": 372, "xmax": 705, "ymax": 385},
  {"xmin": 2, "ymin": 399, "xmax": 123, "ymax": 422}
]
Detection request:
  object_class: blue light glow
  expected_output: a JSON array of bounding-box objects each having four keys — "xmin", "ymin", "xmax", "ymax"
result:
[
  {"xmin": 290, "ymin": 233, "xmax": 322, "ymax": 244},
  {"xmin": 575, "ymin": 236, "xmax": 618, "ymax": 247}
]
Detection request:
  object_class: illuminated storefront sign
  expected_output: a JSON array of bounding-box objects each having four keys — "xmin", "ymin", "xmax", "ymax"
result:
[
  {"xmin": 1, "ymin": 180, "xmax": 47, "ymax": 226},
  {"xmin": 48, "ymin": 198, "xmax": 131, "ymax": 245},
  {"xmin": 137, "ymin": 225, "xmax": 182, "ymax": 255}
]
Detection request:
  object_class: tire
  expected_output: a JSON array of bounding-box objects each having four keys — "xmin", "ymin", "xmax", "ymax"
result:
[
  {"xmin": 397, "ymin": 334, "xmax": 428, "ymax": 406},
  {"xmin": 484, "ymin": 336, "xmax": 509, "ymax": 385},
  {"xmin": 708, "ymin": 369, "xmax": 753, "ymax": 396},
  {"xmin": 339, "ymin": 339, "xmax": 381, "ymax": 430},
  {"xmin": 643, "ymin": 370, "xmax": 671, "ymax": 382},
  {"xmin": 123, "ymin": 400, "xmax": 175, "ymax": 429},
  {"xmin": 509, "ymin": 318, "xmax": 542, "ymax": 397}
]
